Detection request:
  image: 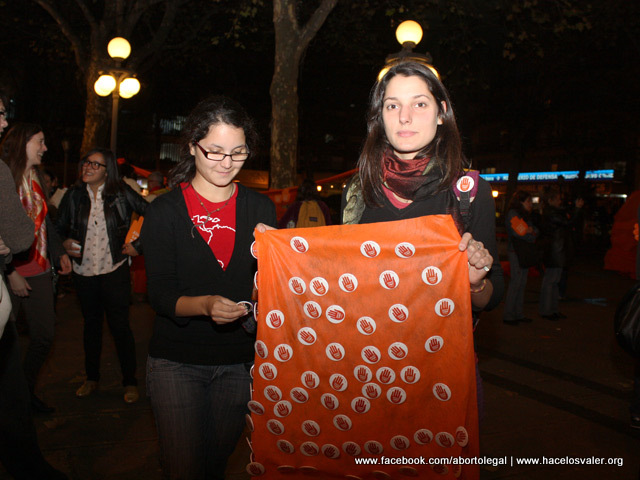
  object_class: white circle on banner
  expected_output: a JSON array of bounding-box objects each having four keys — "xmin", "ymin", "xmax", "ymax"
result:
[
  {"xmin": 263, "ymin": 385, "xmax": 282, "ymax": 402},
  {"xmin": 266, "ymin": 419, "xmax": 284, "ymax": 435},
  {"xmin": 246, "ymin": 462, "xmax": 265, "ymax": 476},
  {"xmin": 274, "ymin": 344, "xmax": 293, "ymax": 362},
  {"xmin": 376, "ymin": 367, "xmax": 396, "ymax": 384},
  {"xmin": 433, "ymin": 383, "xmax": 452, "ymax": 401},
  {"xmin": 273, "ymin": 400, "xmax": 292, "ymax": 418},
  {"xmin": 425, "ymin": 335, "xmax": 444, "ymax": 353},
  {"xmin": 338, "ymin": 273, "xmax": 358, "ymax": 292},
  {"xmin": 265, "ymin": 310, "xmax": 284, "ymax": 329},
  {"xmin": 276, "ymin": 439, "xmax": 295, "ymax": 454},
  {"xmin": 303, "ymin": 301, "xmax": 322, "ymax": 319},
  {"xmin": 288, "ymin": 277, "xmax": 306, "ymax": 295},
  {"xmin": 300, "ymin": 442, "xmax": 319, "ymax": 456},
  {"xmin": 400, "ymin": 366, "xmax": 421, "ymax": 384},
  {"xmin": 299, "ymin": 466, "xmax": 318, "ymax": 474},
  {"xmin": 326, "ymin": 343, "xmax": 345, "ymax": 361},
  {"xmin": 388, "ymin": 304, "xmax": 409, "ymax": 323},
  {"xmin": 249, "ymin": 364, "xmax": 254, "ymax": 379},
  {"xmin": 457, "ymin": 175, "xmax": 475, "ymax": 193},
  {"xmin": 353, "ymin": 365, "xmax": 373, "ymax": 383},
  {"xmin": 414, "ymin": 429, "xmax": 434, "ymax": 445},
  {"xmin": 360, "ymin": 241, "xmax": 380, "ymax": 258},
  {"xmin": 290, "ymin": 387, "xmax": 309, "ymax": 404},
  {"xmin": 290, "ymin": 236, "xmax": 309, "ymax": 253},
  {"xmin": 309, "ymin": 277, "xmax": 329, "ymax": 296},
  {"xmin": 247, "ymin": 400, "xmax": 264, "ymax": 415},
  {"xmin": 301, "ymin": 420, "xmax": 321, "ymax": 437},
  {"xmin": 356, "ymin": 316, "xmax": 376, "ymax": 335},
  {"xmin": 329, "ymin": 374, "xmax": 348, "ymax": 392},
  {"xmin": 435, "ymin": 298, "xmax": 455, "ymax": 317},
  {"xmin": 342, "ymin": 442, "xmax": 362, "ymax": 456},
  {"xmin": 254, "ymin": 340, "xmax": 268, "ymax": 359},
  {"xmin": 301, "ymin": 371, "xmax": 320, "ymax": 389},
  {"xmin": 297, "ymin": 327, "xmax": 317, "ymax": 345},
  {"xmin": 362, "ymin": 382, "xmax": 382, "ymax": 399},
  {"xmin": 395, "ymin": 242, "xmax": 415, "ymax": 258},
  {"xmin": 364, "ymin": 441, "xmax": 384, "ymax": 455},
  {"xmin": 277, "ymin": 465, "xmax": 295, "ymax": 473},
  {"xmin": 455, "ymin": 426, "xmax": 469, "ymax": 447},
  {"xmin": 361, "ymin": 346, "xmax": 381, "ymax": 364},
  {"xmin": 379, "ymin": 270, "xmax": 399, "ymax": 289},
  {"xmin": 372, "ymin": 471, "xmax": 392, "ymax": 480},
  {"xmin": 452, "ymin": 464, "xmax": 462, "ymax": 478},
  {"xmin": 333, "ymin": 414, "xmax": 352, "ymax": 431},
  {"xmin": 245, "ymin": 414, "xmax": 254, "ymax": 432},
  {"xmin": 321, "ymin": 393, "xmax": 339, "ymax": 410},
  {"xmin": 258, "ymin": 363, "xmax": 277, "ymax": 381},
  {"xmin": 421, "ymin": 266, "xmax": 443, "ymax": 285},
  {"xmin": 386, "ymin": 387, "xmax": 407, "ymax": 405},
  {"xmin": 388, "ymin": 342, "xmax": 408, "ymax": 360},
  {"xmin": 321, "ymin": 444, "xmax": 340, "ymax": 459},
  {"xmin": 250, "ymin": 241, "xmax": 258, "ymax": 259},
  {"xmin": 435, "ymin": 432, "xmax": 455, "ymax": 448},
  {"xmin": 326, "ymin": 305, "xmax": 346, "ymax": 324},
  {"xmin": 390, "ymin": 435, "xmax": 410, "ymax": 450},
  {"xmin": 398, "ymin": 466, "xmax": 419, "ymax": 477},
  {"xmin": 351, "ymin": 397, "xmax": 371, "ymax": 414},
  {"xmin": 253, "ymin": 271, "xmax": 258, "ymax": 290}
]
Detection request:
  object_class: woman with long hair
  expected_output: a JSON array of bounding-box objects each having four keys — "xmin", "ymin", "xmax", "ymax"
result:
[
  {"xmin": 503, "ymin": 190, "xmax": 538, "ymax": 325},
  {"xmin": 1, "ymin": 122, "xmax": 71, "ymax": 414},
  {"xmin": 56, "ymin": 148, "xmax": 147, "ymax": 403},
  {"xmin": 141, "ymin": 95, "xmax": 276, "ymax": 479}
]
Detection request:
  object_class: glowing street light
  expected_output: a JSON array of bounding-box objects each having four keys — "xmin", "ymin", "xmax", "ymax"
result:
[{"xmin": 378, "ymin": 20, "xmax": 439, "ymax": 81}]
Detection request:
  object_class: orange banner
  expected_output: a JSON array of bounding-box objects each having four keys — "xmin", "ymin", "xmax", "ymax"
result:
[{"xmin": 250, "ymin": 215, "xmax": 479, "ymax": 479}]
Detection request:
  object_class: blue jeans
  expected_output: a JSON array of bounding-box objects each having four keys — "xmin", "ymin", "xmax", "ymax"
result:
[{"xmin": 146, "ymin": 357, "xmax": 252, "ymax": 480}]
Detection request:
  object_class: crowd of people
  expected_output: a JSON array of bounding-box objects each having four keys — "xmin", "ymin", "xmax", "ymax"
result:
[{"xmin": 0, "ymin": 57, "xmax": 638, "ymax": 480}]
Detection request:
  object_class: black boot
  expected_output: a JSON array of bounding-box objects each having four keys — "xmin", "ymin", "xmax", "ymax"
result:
[{"xmin": 30, "ymin": 391, "xmax": 55, "ymax": 414}]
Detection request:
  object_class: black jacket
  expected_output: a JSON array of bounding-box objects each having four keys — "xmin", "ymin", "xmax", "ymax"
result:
[{"xmin": 56, "ymin": 183, "xmax": 148, "ymax": 266}]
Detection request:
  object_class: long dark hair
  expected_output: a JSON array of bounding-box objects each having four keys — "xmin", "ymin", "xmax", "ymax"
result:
[
  {"xmin": 169, "ymin": 95, "xmax": 258, "ymax": 188},
  {"xmin": 358, "ymin": 61, "xmax": 465, "ymax": 206},
  {"xmin": 77, "ymin": 148, "xmax": 124, "ymax": 197},
  {"xmin": 0, "ymin": 122, "xmax": 43, "ymax": 188},
  {"xmin": 508, "ymin": 190, "xmax": 532, "ymax": 219}
]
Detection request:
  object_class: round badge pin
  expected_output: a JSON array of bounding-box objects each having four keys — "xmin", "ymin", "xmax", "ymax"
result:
[
  {"xmin": 379, "ymin": 270, "xmax": 399, "ymax": 290},
  {"xmin": 338, "ymin": 273, "xmax": 358, "ymax": 292},
  {"xmin": 425, "ymin": 335, "xmax": 444, "ymax": 353},
  {"xmin": 326, "ymin": 305, "xmax": 346, "ymax": 324},
  {"xmin": 353, "ymin": 365, "xmax": 373, "ymax": 383},
  {"xmin": 309, "ymin": 277, "xmax": 329, "ymax": 296},
  {"xmin": 421, "ymin": 266, "xmax": 443, "ymax": 285},
  {"xmin": 360, "ymin": 241, "xmax": 380, "ymax": 258},
  {"xmin": 388, "ymin": 304, "xmax": 409, "ymax": 323},
  {"xmin": 288, "ymin": 276, "xmax": 306, "ymax": 295},
  {"xmin": 395, "ymin": 242, "xmax": 415, "ymax": 258},
  {"xmin": 290, "ymin": 236, "xmax": 309, "ymax": 253}
]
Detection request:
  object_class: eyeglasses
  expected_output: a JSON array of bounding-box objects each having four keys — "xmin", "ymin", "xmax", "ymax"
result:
[
  {"xmin": 194, "ymin": 142, "xmax": 249, "ymax": 162},
  {"xmin": 82, "ymin": 159, "xmax": 107, "ymax": 170}
]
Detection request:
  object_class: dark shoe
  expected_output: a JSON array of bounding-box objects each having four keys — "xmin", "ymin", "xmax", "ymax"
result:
[
  {"xmin": 31, "ymin": 392, "xmax": 55, "ymax": 414},
  {"xmin": 541, "ymin": 313, "xmax": 559, "ymax": 320},
  {"xmin": 631, "ymin": 414, "xmax": 640, "ymax": 429},
  {"xmin": 503, "ymin": 319, "xmax": 519, "ymax": 326},
  {"xmin": 518, "ymin": 317, "xmax": 534, "ymax": 323},
  {"xmin": 555, "ymin": 312, "xmax": 567, "ymax": 319},
  {"xmin": 76, "ymin": 380, "xmax": 98, "ymax": 397}
]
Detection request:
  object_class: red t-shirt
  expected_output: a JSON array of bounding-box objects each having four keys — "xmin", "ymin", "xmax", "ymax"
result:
[{"xmin": 182, "ymin": 182, "xmax": 237, "ymax": 270}]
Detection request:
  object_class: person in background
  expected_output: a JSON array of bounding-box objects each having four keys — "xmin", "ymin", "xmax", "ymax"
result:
[
  {"xmin": 142, "ymin": 95, "xmax": 276, "ymax": 479},
  {"xmin": 278, "ymin": 178, "xmax": 333, "ymax": 228},
  {"xmin": 503, "ymin": 190, "xmax": 538, "ymax": 325},
  {"xmin": 1, "ymin": 122, "xmax": 72, "ymax": 414},
  {"xmin": 0, "ymin": 91, "xmax": 68, "ymax": 479},
  {"xmin": 632, "ymin": 205, "xmax": 640, "ymax": 429},
  {"xmin": 42, "ymin": 169, "xmax": 67, "ymax": 218},
  {"xmin": 119, "ymin": 162, "xmax": 142, "ymax": 194},
  {"xmin": 56, "ymin": 148, "xmax": 147, "ymax": 403}
]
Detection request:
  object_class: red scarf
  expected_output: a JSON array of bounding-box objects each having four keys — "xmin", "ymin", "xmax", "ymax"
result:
[
  {"xmin": 17, "ymin": 168, "xmax": 48, "ymax": 271},
  {"xmin": 382, "ymin": 149, "xmax": 431, "ymax": 201}
]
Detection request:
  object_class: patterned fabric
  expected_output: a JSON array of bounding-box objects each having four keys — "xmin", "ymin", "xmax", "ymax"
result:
[
  {"xmin": 16, "ymin": 168, "xmax": 48, "ymax": 272},
  {"xmin": 250, "ymin": 215, "xmax": 479, "ymax": 479},
  {"xmin": 382, "ymin": 149, "xmax": 431, "ymax": 201}
]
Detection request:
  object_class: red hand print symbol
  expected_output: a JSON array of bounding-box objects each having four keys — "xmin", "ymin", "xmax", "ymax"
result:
[
  {"xmin": 426, "ymin": 268, "xmax": 438, "ymax": 284},
  {"xmin": 277, "ymin": 346, "xmax": 290, "ymax": 361},
  {"xmin": 366, "ymin": 385, "xmax": 379, "ymax": 398},
  {"xmin": 417, "ymin": 431, "xmax": 431, "ymax": 444},
  {"xmin": 323, "ymin": 396, "xmax": 335, "ymax": 409},
  {"xmin": 393, "ymin": 438, "xmax": 407, "ymax": 449},
  {"xmin": 291, "ymin": 279, "xmax": 304, "ymax": 294},
  {"xmin": 269, "ymin": 422, "xmax": 282, "ymax": 434},
  {"xmin": 354, "ymin": 399, "xmax": 367, "ymax": 413},
  {"xmin": 404, "ymin": 368, "xmax": 416, "ymax": 383},
  {"xmin": 435, "ymin": 385, "xmax": 449, "ymax": 400},
  {"xmin": 251, "ymin": 403, "xmax": 264, "ymax": 415},
  {"xmin": 392, "ymin": 307, "xmax": 406, "ymax": 321},
  {"xmin": 345, "ymin": 444, "xmax": 358, "ymax": 456},
  {"xmin": 438, "ymin": 434, "xmax": 452, "ymax": 447},
  {"xmin": 248, "ymin": 464, "xmax": 261, "ymax": 474},
  {"xmin": 359, "ymin": 319, "xmax": 374, "ymax": 334},
  {"xmin": 336, "ymin": 417, "xmax": 350, "ymax": 430},
  {"xmin": 329, "ymin": 345, "xmax": 343, "ymax": 360},
  {"xmin": 324, "ymin": 446, "xmax": 337, "ymax": 457},
  {"xmin": 368, "ymin": 443, "xmax": 380, "ymax": 454},
  {"xmin": 379, "ymin": 369, "xmax": 392, "ymax": 384},
  {"xmin": 304, "ymin": 423, "xmax": 318, "ymax": 435},
  {"xmin": 383, "ymin": 273, "xmax": 396, "ymax": 288},
  {"xmin": 341, "ymin": 276, "xmax": 355, "ymax": 291},
  {"xmin": 439, "ymin": 301, "xmax": 451, "ymax": 316},
  {"xmin": 397, "ymin": 245, "xmax": 412, "ymax": 257},
  {"xmin": 292, "ymin": 390, "xmax": 307, "ymax": 402},
  {"xmin": 363, "ymin": 243, "xmax": 377, "ymax": 257},
  {"xmin": 312, "ymin": 280, "xmax": 326, "ymax": 295},
  {"xmin": 266, "ymin": 387, "xmax": 279, "ymax": 401},
  {"xmin": 328, "ymin": 309, "xmax": 344, "ymax": 321},
  {"xmin": 357, "ymin": 367, "xmax": 369, "ymax": 382},
  {"xmin": 456, "ymin": 430, "xmax": 468, "ymax": 444},
  {"xmin": 429, "ymin": 338, "xmax": 441, "ymax": 352},
  {"xmin": 460, "ymin": 176, "xmax": 471, "ymax": 191},
  {"xmin": 364, "ymin": 348, "xmax": 379, "ymax": 363},
  {"xmin": 305, "ymin": 304, "xmax": 319, "ymax": 318},
  {"xmin": 390, "ymin": 389, "xmax": 403, "ymax": 404},
  {"xmin": 262, "ymin": 365, "xmax": 274, "ymax": 380},
  {"xmin": 269, "ymin": 312, "xmax": 282, "ymax": 328},
  {"xmin": 293, "ymin": 239, "xmax": 307, "ymax": 252},
  {"xmin": 300, "ymin": 330, "xmax": 315, "ymax": 343},
  {"xmin": 390, "ymin": 345, "xmax": 406, "ymax": 359},
  {"xmin": 255, "ymin": 343, "xmax": 265, "ymax": 358},
  {"xmin": 304, "ymin": 373, "xmax": 316, "ymax": 388},
  {"xmin": 302, "ymin": 444, "xmax": 317, "ymax": 455},
  {"xmin": 280, "ymin": 443, "xmax": 291, "ymax": 453},
  {"xmin": 276, "ymin": 403, "xmax": 290, "ymax": 416},
  {"xmin": 331, "ymin": 376, "xmax": 344, "ymax": 390}
]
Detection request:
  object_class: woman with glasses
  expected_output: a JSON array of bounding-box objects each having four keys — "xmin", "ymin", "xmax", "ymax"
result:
[
  {"xmin": 56, "ymin": 148, "xmax": 147, "ymax": 403},
  {"xmin": 1, "ymin": 123, "xmax": 72, "ymax": 414},
  {"xmin": 141, "ymin": 95, "xmax": 276, "ymax": 479}
]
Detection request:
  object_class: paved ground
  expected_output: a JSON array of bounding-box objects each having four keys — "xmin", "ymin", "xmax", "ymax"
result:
[{"xmin": 2, "ymin": 252, "xmax": 639, "ymax": 479}]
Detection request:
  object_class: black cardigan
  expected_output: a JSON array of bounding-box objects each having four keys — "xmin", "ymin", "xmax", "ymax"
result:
[{"xmin": 141, "ymin": 184, "xmax": 276, "ymax": 366}]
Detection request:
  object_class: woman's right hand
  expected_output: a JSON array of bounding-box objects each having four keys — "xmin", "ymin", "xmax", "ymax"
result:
[
  {"xmin": 8, "ymin": 271, "xmax": 31, "ymax": 297},
  {"xmin": 254, "ymin": 223, "xmax": 276, "ymax": 234},
  {"xmin": 203, "ymin": 295, "xmax": 249, "ymax": 325},
  {"xmin": 63, "ymin": 238, "xmax": 82, "ymax": 258}
]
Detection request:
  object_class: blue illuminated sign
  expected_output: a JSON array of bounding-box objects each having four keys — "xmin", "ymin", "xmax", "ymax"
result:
[{"xmin": 480, "ymin": 169, "xmax": 614, "ymax": 183}]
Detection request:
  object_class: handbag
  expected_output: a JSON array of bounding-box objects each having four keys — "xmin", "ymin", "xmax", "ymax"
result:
[
  {"xmin": 511, "ymin": 237, "xmax": 539, "ymax": 269},
  {"xmin": 614, "ymin": 282, "xmax": 640, "ymax": 358}
]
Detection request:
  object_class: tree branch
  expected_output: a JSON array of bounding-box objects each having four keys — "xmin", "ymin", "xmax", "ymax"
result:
[{"xmin": 298, "ymin": 0, "xmax": 338, "ymax": 54}]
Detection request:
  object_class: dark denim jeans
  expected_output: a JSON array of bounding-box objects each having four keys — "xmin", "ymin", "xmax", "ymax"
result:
[
  {"xmin": 146, "ymin": 356, "xmax": 252, "ymax": 480},
  {"xmin": 504, "ymin": 250, "xmax": 529, "ymax": 321}
]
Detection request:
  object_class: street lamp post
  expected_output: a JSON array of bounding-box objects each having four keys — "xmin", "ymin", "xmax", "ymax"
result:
[
  {"xmin": 93, "ymin": 37, "xmax": 140, "ymax": 154},
  {"xmin": 378, "ymin": 20, "xmax": 439, "ymax": 81}
]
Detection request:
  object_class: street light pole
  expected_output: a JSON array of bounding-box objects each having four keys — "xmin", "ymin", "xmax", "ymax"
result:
[{"xmin": 378, "ymin": 20, "xmax": 439, "ymax": 81}]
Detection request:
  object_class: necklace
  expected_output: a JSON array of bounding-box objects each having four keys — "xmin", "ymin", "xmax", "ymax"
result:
[{"xmin": 190, "ymin": 183, "xmax": 235, "ymax": 238}]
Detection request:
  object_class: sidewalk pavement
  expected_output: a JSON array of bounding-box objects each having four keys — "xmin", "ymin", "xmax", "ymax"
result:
[{"xmin": 1, "ymin": 253, "xmax": 639, "ymax": 479}]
